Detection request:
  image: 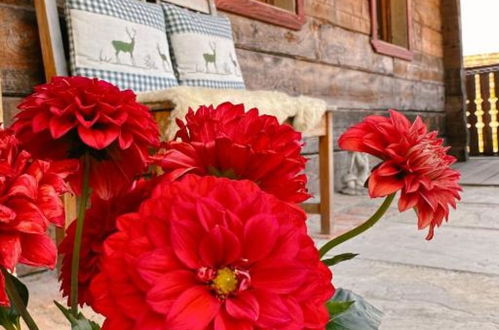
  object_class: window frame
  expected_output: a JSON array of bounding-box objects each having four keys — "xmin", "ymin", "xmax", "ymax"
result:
[
  {"xmin": 215, "ymin": 0, "xmax": 305, "ymax": 30},
  {"xmin": 370, "ymin": 0, "xmax": 413, "ymax": 61}
]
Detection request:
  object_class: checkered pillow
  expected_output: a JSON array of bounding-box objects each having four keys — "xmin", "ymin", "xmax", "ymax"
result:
[
  {"xmin": 65, "ymin": 0, "xmax": 178, "ymax": 92},
  {"xmin": 162, "ymin": 3, "xmax": 245, "ymax": 89}
]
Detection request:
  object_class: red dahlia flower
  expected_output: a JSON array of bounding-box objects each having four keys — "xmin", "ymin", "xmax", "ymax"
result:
[
  {"xmin": 0, "ymin": 129, "xmax": 73, "ymax": 306},
  {"xmin": 12, "ymin": 76, "xmax": 160, "ymax": 199},
  {"xmin": 152, "ymin": 103, "xmax": 309, "ymax": 203},
  {"xmin": 338, "ymin": 110, "xmax": 462, "ymax": 239},
  {"xmin": 90, "ymin": 175, "xmax": 333, "ymax": 329},
  {"xmin": 59, "ymin": 179, "xmax": 155, "ymax": 307}
]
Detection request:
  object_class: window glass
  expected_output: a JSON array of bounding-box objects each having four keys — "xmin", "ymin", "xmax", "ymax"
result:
[{"xmin": 376, "ymin": 0, "xmax": 409, "ymax": 48}]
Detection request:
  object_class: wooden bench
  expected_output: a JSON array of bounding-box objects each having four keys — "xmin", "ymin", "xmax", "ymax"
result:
[{"xmin": 34, "ymin": 0, "xmax": 335, "ymax": 235}]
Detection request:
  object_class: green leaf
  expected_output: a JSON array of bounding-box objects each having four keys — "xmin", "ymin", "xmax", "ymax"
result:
[
  {"xmin": 54, "ymin": 301, "xmax": 101, "ymax": 330},
  {"xmin": 327, "ymin": 288, "xmax": 383, "ymax": 330},
  {"xmin": 0, "ymin": 273, "xmax": 30, "ymax": 330},
  {"xmin": 322, "ymin": 253, "xmax": 359, "ymax": 266},
  {"xmin": 327, "ymin": 300, "xmax": 355, "ymax": 316}
]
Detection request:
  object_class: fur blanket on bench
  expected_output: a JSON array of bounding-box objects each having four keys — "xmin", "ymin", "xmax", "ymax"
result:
[{"xmin": 137, "ymin": 86, "xmax": 327, "ymax": 140}]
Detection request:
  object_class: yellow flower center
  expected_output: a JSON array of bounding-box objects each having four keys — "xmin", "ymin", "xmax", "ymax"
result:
[{"xmin": 212, "ymin": 267, "xmax": 238, "ymax": 295}]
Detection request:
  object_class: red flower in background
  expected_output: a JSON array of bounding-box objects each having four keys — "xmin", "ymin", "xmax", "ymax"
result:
[
  {"xmin": 58, "ymin": 179, "xmax": 155, "ymax": 307},
  {"xmin": 0, "ymin": 129, "xmax": 73, "ymax": 306},
  {"xmin": 12, "ymin": 76, "xmax": 160, "ymax": 199},
  {"xmin": 152, "ymin": 103, "xmax": 310, "ymax": 203},
  {"xmin": 89, "ymin": 175, "xmax": 333, "ymax": 329},
  {"xmin": 339, "ymin": 110, "xmax": 461, "ymax": 239}
]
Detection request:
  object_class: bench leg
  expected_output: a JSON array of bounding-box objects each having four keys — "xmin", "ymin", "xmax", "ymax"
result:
[{"xmin": 319, "ymin": 111, "xmax": 334, "ymax": 235}]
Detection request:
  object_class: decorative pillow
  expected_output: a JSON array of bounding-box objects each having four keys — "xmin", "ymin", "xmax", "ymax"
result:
[
  {"xmin": 162, "ymin": 3, "xmax": 245, "ymax": 89},
  {"xmin": 65, "ymin": 0, "xmax": 178, "ymax": 91}
]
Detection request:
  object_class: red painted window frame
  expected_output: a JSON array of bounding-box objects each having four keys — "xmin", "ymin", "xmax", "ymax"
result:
[
  {"xmin": 215, "ymin": 0, "xmax": 305, "ymax": 30},
  {"xmin": 370, "ymin": 0, "xmax": 413, "ymax": 61}
]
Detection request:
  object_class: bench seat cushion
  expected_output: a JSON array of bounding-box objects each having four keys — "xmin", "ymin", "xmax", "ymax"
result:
[{"xmin": 137, "ymin": 86, "xmax": 326, "ymax": 140}]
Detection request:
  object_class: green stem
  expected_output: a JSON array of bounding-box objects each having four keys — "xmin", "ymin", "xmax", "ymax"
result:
[
  {"xmin": 70, "ymin": 153, "xmax": 91, "ymax": 316},
  {"xmin": 3, "ymin": 322, "xmax": 17, "ymax": 330},
  {"xmin": 319, "ymin": 193, "xmax": 396, "ymax": 258},
  {"xmin": 2, "ymin": 269, "xmax": 39, "ymax": 330}
]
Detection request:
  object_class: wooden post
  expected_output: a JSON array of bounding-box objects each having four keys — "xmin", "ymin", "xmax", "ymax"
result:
[
  {"xmin": 318, "ymin": 111, "xmax": 333, "ymax": 235},
  {"xmin": 34, "ymin": 0, "xmax": 68, "ymax": 79},
  {"xmin": 441, "ymin": 0, "xmax": 468, "ymax": 160}
]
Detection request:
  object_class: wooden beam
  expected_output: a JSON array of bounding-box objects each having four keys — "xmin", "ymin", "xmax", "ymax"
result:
[{"xmin": 35, "ymin": 0, "xmax": 68, "ymax": 80}]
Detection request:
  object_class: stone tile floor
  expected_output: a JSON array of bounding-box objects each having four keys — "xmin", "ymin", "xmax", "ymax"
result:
[{"xmin": 19, "ymin": 186, "xmax": 499, "ymax": 329}]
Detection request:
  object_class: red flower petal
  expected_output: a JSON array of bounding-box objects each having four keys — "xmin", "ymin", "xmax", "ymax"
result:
[
  {"xmin": 147, "ymin": 270, "xmax": 197, "ymax": 314},
  {"xmin": 0, "ymin": 272, "xmax": 9, "ymax": 307},
  {"xmin": 199, "ymin": 225, "xmax": 241, "ymax": 267},
  {"xmin": 243, "ymin": 214, "xmax": 278, "ymax": 262},
  {"xmin": 368, "ymin": 167, "xmax": 404, "ymax": 198},
  {"xmin": 49, "ymin": 112, "xmax": 76, "ymax": 139},
  {"xmin": 77, "ymin": 124, "xmax": 120, "ymax": 150},
  {"xmin": 0, "ymin": 234, "xmax": 21, "ymax": 270},
  {"xmin": 225, "ymin": 291, "xmax": 260, "ymax": 321},
  {"xmin": 19, "ymin": 233, "xmax": 56, "ymax": 269},
  {"xmin": 251, "ymin": 259, "xmax": 307, "ymax": 294},
  {"xmin": 166, "ymin": 286, "xmax": 220, "ymax": 329}
]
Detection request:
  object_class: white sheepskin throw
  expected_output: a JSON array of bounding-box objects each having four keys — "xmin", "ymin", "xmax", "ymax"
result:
[{"xmin": 137, "ymin": 86, "xmax": 327, "ymax": 140}]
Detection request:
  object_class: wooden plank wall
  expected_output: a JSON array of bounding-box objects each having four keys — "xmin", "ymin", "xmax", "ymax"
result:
[
  {"xmin": 0, "ymin": 0, "xmax": 45, "ymax": 125},
  {"xmin": 0, "ymin": 0, "xmax": 447, "ymax": 192},
  {"xmin": 226, "ymin": 0, "xmax": 446, "ymax": 190}
]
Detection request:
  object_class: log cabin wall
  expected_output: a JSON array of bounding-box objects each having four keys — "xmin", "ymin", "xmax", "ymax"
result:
[
  {"xmin": 0, "ymin": 0, "xmax": 45, "ymax": 125},
  {"xmin": 0, "ymin": 0, "xmax": 451, "ymax": 193}
]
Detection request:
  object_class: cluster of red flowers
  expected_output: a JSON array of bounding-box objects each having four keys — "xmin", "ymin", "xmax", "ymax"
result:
[
  {"xmin": 339, "ymin": 110, "xmax": 462, "ymax": 239},
  {"xmin": 2, "ymin": 75, "xmax": 461, "ymax": 329},
  {"xmin": 9, "ymin": 78, "xmax": 329, "ymax": 328},
  {"xmin": 0, "ymin": 129, "xmax": 73, "ymax": 305}
]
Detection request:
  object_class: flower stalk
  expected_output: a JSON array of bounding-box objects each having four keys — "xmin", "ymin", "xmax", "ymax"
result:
[
  {"xmin": 70, "ymin": 153, "xmax": 91, "ymax": 316},
  {"xmin": 2, "ymin": 268, "xmax": 39, "ymax": 330},
  {"xmin": 319, "ymin": 193, "xmax": 396, "ymax": 258}
]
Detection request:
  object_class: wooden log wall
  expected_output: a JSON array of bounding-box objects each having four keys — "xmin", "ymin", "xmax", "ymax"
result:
[
  {"xmin": 227, "ymin": 0, "xmax": 446, "ymax": 191},
  {"xmin": 0, "ymin": 0, "xmax": 448, "ymax": 193},
  {"xmin": 0, "ymin": 0, "xmax": 44, "ymax": 124}
]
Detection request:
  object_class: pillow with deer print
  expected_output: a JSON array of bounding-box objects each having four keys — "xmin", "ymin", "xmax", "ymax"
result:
[
  {"xmin": 162, "ymin": 3, "xmax": 245, "ymax": 89},
  {"xmin": 65, "ymin": 0, "xmax": 178, "ymax": 91}
]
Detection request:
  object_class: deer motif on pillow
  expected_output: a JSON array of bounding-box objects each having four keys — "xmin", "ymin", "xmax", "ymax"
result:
[{"xmin": 162, "ymin": 3, "xmax": 245, "ymax": 89}]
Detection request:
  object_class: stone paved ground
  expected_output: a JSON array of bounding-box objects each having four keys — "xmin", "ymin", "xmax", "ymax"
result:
[
  {"xmin": 317, "ymin": 186, "xmax": 499, "ymax": 330},
  {"xmin": 18, "ymin": 186, "xmax": 499, "ymax": 329}
]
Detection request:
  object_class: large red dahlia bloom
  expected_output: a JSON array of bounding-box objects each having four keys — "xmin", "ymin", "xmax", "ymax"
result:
[
  {"xmin": 90, "ymin": 175, "xmax": 333, "ymax": 329},
  {"xmin": 58, "ymin": 178, "xmax": 155, "ymax": 307},
  {"xmin": 12, "ymin": 76, "xmax": 160, "ymax": 199},
  {"xmin": 0, "ymin": 129, "xmax": 73, "ymax": 306},
  {"xmin": 338, "ymin": 110, "xmax": 462, "ymax": 239},
  {"xmin": 153, "ymin": 103, "xmax": 310, "ymax": 203}
]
